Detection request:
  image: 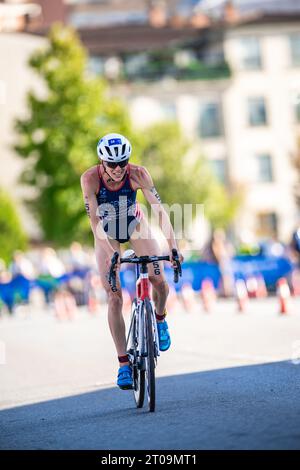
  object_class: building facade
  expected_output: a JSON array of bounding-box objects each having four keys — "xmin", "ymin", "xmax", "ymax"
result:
[{"xmin": 0, "ymin": 32, "xmax": 45, "ymax": 238}]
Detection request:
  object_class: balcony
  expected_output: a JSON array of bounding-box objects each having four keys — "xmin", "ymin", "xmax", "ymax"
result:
[
  {"xmin": 123, "ymin": 48, "xmax": 231, "ymax": 82},
  {"xmin": 123, "ymin": 60, "xmax": 231, "ymax": 82}
]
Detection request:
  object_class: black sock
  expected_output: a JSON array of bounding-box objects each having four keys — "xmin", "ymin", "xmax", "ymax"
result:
[{"xmin": 118, "ymin": 354, "xmax": 129, "ymax": 364}]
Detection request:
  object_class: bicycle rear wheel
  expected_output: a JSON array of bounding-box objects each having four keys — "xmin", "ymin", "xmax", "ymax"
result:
[
  {"xmin": 145, "ymin": 298, "xmax": 156, "ymax": 412},
  {"xmin": 133, "ymin": 359, "xmax": 145, "ymax": 408}
]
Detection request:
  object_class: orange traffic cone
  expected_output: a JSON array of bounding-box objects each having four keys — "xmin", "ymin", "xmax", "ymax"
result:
[
  {"xmin": 277, "ymin": 277, "xmax": 291, "ymax": 315},
  {"xmin": 122, "ymin": 288, "xmax": 132, "ymax": 316},
  {"xmin": 181, "ymin": 283, "xmax": 197, "ymax": 311},
  {"xmin": 201, "ymin": 278, "xmax": 216, "ymax": 313},
  {"xmin": 88, "ymin": 296, "xmax": 98, "ymax": 314},
  {"xmin": 256, "ymin": 274, "xmax": 268, "ymax": 298},
  {"xmin": 291, "ymin": 270, "xmax": 300, "ymax": 296},
  {"xmin": 235, "ymin": 279, "xmax": 249, "ymax": 313},
  {"xmin": 246, "ymin": 275, "xmax": 258, "ymax": 298},
  {"xmin": 167, "ymin": 285, "xmax": 181, "ymax": 313}
]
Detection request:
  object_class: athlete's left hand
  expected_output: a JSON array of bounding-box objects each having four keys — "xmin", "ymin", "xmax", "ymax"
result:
[{"xmin": 170, "ymin": 249, "xmax": 184, "ymax": 268}]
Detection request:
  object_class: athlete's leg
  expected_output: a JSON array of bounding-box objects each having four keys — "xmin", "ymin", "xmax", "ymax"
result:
[
  {"xmin": 130, "ymin": 218, "xmax": 169, "ymax": 319},
  {"xmin": 94, "ymin": 239, "xmax": 129, "ymax": 367}
]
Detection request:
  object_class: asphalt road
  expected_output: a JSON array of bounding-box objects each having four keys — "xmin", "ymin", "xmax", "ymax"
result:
[{"xmin": 1, "ymin": 296, "xmax": 300, "ymax": 450}]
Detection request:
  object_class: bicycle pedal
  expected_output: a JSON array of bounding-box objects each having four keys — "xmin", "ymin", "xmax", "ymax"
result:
[{"xmin": 118, "ymin": 384, "xmax": 134, "ymax": 390}]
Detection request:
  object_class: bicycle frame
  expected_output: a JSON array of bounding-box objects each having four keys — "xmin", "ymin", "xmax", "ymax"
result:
[
  {"xmin": 134, "ymin": 262, "xmax": 159, "ymax": 359},
  {"xmin": 136, "ymin": 262, "xmax": 149, "ymax": 300}
]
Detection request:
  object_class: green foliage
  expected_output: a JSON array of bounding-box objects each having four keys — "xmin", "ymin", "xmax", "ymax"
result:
[
  {"xmin": 0, "ymin": 189, "xmax": 27, "ymax": 265},
  {"xmin": 135, "ymin": 121, "xmax": 239, "ymax": 231},
  {"xmin": 14, "ymin": 24, "xmax": 131, "ymax": 246}
]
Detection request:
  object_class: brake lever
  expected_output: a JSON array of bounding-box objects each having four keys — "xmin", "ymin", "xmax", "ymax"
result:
[{"xmin": 171, "ymin": 248, "xmax": 182, "ymax": 283}]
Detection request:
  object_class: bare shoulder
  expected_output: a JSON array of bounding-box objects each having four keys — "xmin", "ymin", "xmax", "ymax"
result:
[
  {"xmin": 129, "ymin": 164, "xmax": 153, "ymax": 190},
  {"xmin": 80, "ymin": 165, "xmax": 99, "ymax": 193}
]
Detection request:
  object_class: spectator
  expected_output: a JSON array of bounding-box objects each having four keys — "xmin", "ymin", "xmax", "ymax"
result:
[
  {"xmin": 9, "ymin": 251, "xmax": 36, "ymax": 279},
  {"xmin": 38, "ymin": 247, "xmax": 66, "ymax": 278},
  {"xmin": 202, "ymin": 228, "xmax": 235, "ymax": 297},
  {"xmin": 69, "ymin": 242, "xmax": 90, "ymax": 271},
  {"xmin": 259, "ymin": 238, "xmax": 285, "ymax": 258},
  {"xmin": 290, "ymin": 227, "xmax": 300, "ymax": 267}
]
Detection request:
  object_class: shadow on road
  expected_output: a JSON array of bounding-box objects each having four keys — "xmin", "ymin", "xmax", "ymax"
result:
[{"xmin": 1, "ymin": 360, "xmax": 300, "ymax": 450}]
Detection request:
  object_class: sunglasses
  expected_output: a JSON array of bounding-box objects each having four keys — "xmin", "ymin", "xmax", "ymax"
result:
[{"xmin": 104, "ymin": 159, "xmax": 129, "ymax": 169}]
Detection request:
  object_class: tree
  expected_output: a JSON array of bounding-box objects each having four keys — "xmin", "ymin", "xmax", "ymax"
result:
[
  {"xmin": 135, "ymin": 121, "xmax": 239, "ymax": 231},
  {"xmin": 0, "ymin": 189, "xmax": 27, "ymax": 265},
  {"xmin": 14, "ymin": 24, "xmax": 132, "ymax": 246}
]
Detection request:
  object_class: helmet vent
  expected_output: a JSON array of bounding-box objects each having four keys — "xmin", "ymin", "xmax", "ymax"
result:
[
  {"xmin": 121, "ymin": 143, "xmax": 126, "ymax": 156},
  {"xmin": 114, "ymin": 146, "xmax": 119, "ymax": 157},
  {"xmin": 105, "ymin": 146, "xmax": 113, "ymax": 157}
]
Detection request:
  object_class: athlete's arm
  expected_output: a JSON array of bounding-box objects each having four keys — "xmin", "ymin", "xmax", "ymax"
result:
[
  {"xmin": 137, "ymin": 167, "xmax": 182, "ymax": 260},
  {"xmin": 80, "ymin": 170, "xmax": 115, "ymax": 258}
]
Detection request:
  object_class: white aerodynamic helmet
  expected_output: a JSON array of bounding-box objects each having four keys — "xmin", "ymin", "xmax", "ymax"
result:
[{"xmin": 97, "ymin": 133, "xmax": 132, "ymax": 162}]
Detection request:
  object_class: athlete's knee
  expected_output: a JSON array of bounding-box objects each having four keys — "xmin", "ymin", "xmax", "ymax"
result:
[
  {"xmin": 107, "ymin": 289, "xmax": 123, "ymax": 308},
  {"xmin": 149, "ymin": 275, "xmax": 169, "ymax": 295}
]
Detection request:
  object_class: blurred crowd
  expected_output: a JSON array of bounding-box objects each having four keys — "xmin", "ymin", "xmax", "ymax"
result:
[
  {"xmin": 0, "ymin": 243, "xmax": 107, "ymax": 318},
  {"xmin": 1, "ymin": 226, "xmax": 300, "ymax": 317}
]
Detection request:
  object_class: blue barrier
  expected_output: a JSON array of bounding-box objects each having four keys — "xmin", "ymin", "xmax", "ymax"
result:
[
  {"xmin": 232, "ymin": 255, "xmax": 292, "ymax": 289},
  {"xmin": 120, "ymin": 256, "xmax": 293, "ymax": 293},
  {"xmin": 0, "ymin": 269, "xmax": 89, "ymax": 311},
  {"xmin": 0, "ymin": 274, "xmax": 32, "ymax": 312}
]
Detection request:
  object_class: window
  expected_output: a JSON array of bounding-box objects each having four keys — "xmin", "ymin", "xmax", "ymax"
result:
[
  {"xmin": 210, "ymin": 159, "xmax": 226, "ymax": 184},
  {"xmin": 162, "ymin": 102, "xmax": 177, "ymax": 121},
  {"xmin": 239, "ymin": 37, "xmax": 262, "ymax": 70},
  {"xmin": 199, "ymin": 102, "xmax": 223, "ymax": 138},
  {"xmin": 257, "ymin": 213, "xmax": 278, "ymax": 238},
  {"xmin": 124, "ymin": 53, "xmax": 148, "ymax": 78},
  {"xmin": 289, "ymin": 34, "xmax": 300, "ymax": 67},
  {"xmin": 88, "ymin": 56, "xmax": 104, "ymax": 76},
  {"xmin": 66, "ymin": 1, "xmax": 106, "ymax": 4},
  {"xmin": 69, "ymin": 10, "xmax": 147, "ymax": 28},
  {"xmin": 257, "ymin": 154, "xmax": 273, "ymax": 182},
  {"xmin": 248, "ymin": 97, "xmax": 267, "ymax": 126}
]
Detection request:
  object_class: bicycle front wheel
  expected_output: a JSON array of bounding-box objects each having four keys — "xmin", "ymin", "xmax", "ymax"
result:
[
  {"xmin": 133, "ymin": 309, "xmax": 145, "ymax": 408},
  {"xmin": 145, "ymin": 298, "xmax": 156, "ymax": 412},
  {"xmin": 129, "ymin": 300, "xmax": 145, "ymax": 409}
]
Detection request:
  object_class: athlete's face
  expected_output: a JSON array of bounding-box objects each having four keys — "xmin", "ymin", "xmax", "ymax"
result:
[{"xmin": 103, "ymin": 161, "xmax": 128, "ymax": 181}]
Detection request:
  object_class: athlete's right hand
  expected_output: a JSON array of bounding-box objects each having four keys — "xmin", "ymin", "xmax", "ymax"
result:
[{"xmin": 105, "ymin": 251, "xmax": 120, "ymax": 269}]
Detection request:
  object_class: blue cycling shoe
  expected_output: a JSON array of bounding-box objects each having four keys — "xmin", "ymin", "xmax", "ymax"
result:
[
  {"xmin": 157, "ymin": 320, "xmax": 171, "ymax": 352},
  {"xmin": 117, "ymin": 365, "xmax": 133, "ymax": 390}
]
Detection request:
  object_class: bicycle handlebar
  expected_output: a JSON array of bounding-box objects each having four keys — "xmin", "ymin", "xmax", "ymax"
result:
[{"xmin": 108, "ymin": 249, "xmax": 182, "ymax": 290}]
